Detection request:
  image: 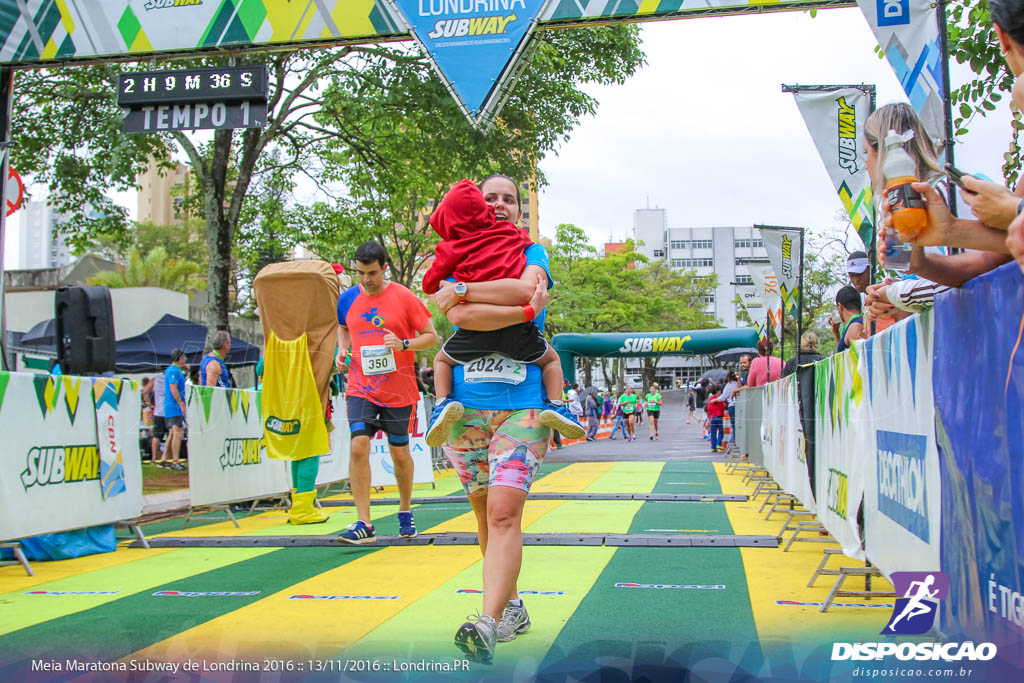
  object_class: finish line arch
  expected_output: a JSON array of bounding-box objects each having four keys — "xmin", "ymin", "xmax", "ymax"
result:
[{"xmin": 551, "ymin": 327, "xmax": 759, "ymax": 384}]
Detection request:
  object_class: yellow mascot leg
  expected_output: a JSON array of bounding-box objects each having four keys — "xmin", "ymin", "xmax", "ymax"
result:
[{"xmin": 288, "ymin": 488, "xmax": 329, "ymax": 525}]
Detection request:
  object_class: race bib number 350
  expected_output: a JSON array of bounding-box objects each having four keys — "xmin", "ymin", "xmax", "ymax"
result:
[
  {"xmin": 464, "ymin": 354, "xmax": 525, "ymax": 384},
  {"xmin": 361, "ymin": 345, "xmax": 396, "ymax": 375}
]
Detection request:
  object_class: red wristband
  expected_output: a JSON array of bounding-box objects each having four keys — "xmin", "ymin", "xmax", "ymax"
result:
[{"xmin": 522, "ymin": 304, "xmax": 536, "ymax": 322}]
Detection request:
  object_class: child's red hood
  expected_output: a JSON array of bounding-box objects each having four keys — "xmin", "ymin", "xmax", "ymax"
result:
[{"xmin": 430, "ymin": 179, "xmax": 496, "ymax": 240}]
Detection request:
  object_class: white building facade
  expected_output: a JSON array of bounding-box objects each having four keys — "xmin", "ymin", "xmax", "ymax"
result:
[
  {"xmin": 18, "ymin": 201, "xmax": 72, "ymax": 270},
  {"xmin": 624, "ymin": 207, "xmax": 770, "ymax": 387}
]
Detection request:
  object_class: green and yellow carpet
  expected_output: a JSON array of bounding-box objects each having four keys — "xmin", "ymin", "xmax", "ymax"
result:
[{"xmin": 0, "ymin": 461, "xmax": 896, "ymax": 680}]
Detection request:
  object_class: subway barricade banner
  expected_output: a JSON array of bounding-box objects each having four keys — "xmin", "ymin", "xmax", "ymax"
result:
[
  {"xmin": 814, "ymin": 349, "xmax": 869, "ymax": 559},
  {"xmin": 933, "ymin": 263, "xmax": 1024, "ymax": 669},
  {"xmin": 735, "ymin": 386, "xmax": 764, "ymax": 466},
  {"xmin": 319, "ymin": 394, "xmax": 352, "ymax": 487},
  {"xmin": 862, "ymin": 312, "xmax": 941, "ymax": 576},
  {"xmin": 0, "ymin": 372, "xmax": 143, "ymax": 541},
  {"xmin": 368, "ymin": 396, "xmax": 434, "ymax": 487},
  {"xmin": 187, "ymin": 385, "xmax": 289, "ymax": 508},
  {"xmin": 761, "ymin": 373, "xmax": 814, "ymax": 513}
]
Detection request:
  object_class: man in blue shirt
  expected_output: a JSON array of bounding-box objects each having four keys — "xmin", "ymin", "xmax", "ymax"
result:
[{"xmin": 162, "ymin": 349, "xmax": 188, "ymax": 470}]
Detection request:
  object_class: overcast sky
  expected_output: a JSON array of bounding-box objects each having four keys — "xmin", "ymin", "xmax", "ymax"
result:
[
  {"xmin": 536, "ymin": 7, "xmax": 1012, "ymax": 252},
  {"xmin": 4, "ymin": 6, "xmax": 1012, "ymax": 268}
]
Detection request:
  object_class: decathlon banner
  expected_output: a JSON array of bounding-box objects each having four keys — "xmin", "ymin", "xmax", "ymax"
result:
[
  {"xmin": 368, "ymin": 396, "xmax": 434, "ymax": 487},
  {"xmin": 933, "ymin": 262, "xmax": 1024, "ymax": 665},
  {"xmin": 319, "ymin": 394, "xmax": 352, "ymax": 487},
  {"xmin": 92, "ymin": 378, "xmax": 141, "ymax": 501},
  {"xmin": 0, "ymin": 372, "xmax": 143, "ymax": 541},
  {"xmin": 813, "ymin": 348, "xmax": 869, "ymax": 559},
  {"xmin": 761, "ymin": 373, "xmax": 815, "ymax": 512},
  {"xmin": 187, "ymin": 386, "xmax": 290, "ymax": 508},
  {"xmin": 790, "ymin": 88, "xmax": 875, "ymax": 251},
  {"xmin": 758, "ymin": 226, "xmax": 803, "ymax": 322},
  {"xmin": 861, "ymin": 312, "xmax": 940, "ymax": 576},
  {"xmin": 749, "ymin": 265, "xmax": 783, "ymax": 341},
  {"xmin": 855, "ymin": 0, "xmax": 945, "ymax": 143},
  {"xmin": 386, "ymin": 0, "xmax": 546, "ymax": 128}
]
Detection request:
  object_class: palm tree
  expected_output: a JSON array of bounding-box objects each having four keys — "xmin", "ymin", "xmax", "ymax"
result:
[{"xmin": 88, "ymin": 246, "xmax": 200, "ymax": 292}]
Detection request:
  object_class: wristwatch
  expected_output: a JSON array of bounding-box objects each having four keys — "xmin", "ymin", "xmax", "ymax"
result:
[
  {"xmin": 402, "ymin": 338, "xmax": 410, "ymax": 350},
  {"xmin": 454, "ymin": 281, "xmax": 468, "ymax": 303}
]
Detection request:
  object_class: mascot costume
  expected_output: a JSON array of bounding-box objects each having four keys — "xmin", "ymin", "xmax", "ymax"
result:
[{"xmin": 254, "ymin": 261, "xmax": 345, "ymax": 524}]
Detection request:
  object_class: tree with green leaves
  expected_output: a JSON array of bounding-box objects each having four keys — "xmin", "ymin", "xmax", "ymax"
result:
[
  {"xmin": 545, "ymin": 226, "xmax": 717, "ymax": 387},
  {"xmin": 87, "ymin": 246, "xmax": 199, "ymax": 292},
  {"xmin": 294, "ymin": 26, "xmax": 645, "ymax": 287}
]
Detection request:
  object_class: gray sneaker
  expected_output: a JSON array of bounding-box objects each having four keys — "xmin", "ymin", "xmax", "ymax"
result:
[
  {"xmin": 454, "ymin": 613, "xmax": 497, "ymax": 665},
  {"xmin": 496, "ymin": 600, "xmax": 531, "ymax": 642}
]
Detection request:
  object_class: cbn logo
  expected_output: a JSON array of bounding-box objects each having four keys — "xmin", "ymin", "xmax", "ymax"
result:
[
  {"xmin": 876, "ymin": 0, "xmax": 910, "ymax": 26},
  {"xmin": 265, "ymin": 417, "xmax": 300, "ymax": 436}
]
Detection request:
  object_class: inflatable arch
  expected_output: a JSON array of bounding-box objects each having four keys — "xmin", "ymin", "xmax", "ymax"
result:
[{"xmin": 551, "ymin": 328, "xmax": 760, "ymax": 382}]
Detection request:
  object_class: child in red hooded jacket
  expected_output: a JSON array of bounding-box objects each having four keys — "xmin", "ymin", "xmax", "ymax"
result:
[{"xmin": 422, "ymin": 179, "xmax": 584, "ymax": 447}]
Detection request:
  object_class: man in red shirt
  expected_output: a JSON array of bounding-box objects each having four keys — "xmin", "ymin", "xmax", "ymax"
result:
[{"xmin": 335, "ymin": 242, "xmax": 440, "ymax": 544}]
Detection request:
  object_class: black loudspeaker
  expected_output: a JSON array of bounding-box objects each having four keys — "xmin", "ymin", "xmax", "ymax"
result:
[{"xmin": 55, "ymin": 285, "xmax": 116, "ymax": 375}]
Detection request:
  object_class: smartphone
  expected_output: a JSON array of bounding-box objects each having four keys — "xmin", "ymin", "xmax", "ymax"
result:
[{"xmin": 944, "ymin": 163, "xmax": 979, "ymax": 195}]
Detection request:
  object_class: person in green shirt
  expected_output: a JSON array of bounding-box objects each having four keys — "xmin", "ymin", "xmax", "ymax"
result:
[
  {"xmin": 645, "ymin": 384, "xmax": 663, "ymax": 441},
  {"xmin": 617, "ymin": 386, "xmax": 638, "ymax": 441}
]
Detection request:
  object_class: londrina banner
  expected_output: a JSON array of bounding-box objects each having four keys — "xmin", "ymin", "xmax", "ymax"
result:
[
  {"xmin": 933, "ymin": 262, "xmax": 1024, "ymax": 668},
  {"xmin": 758, "ymin": 226, "xmax": 802, "ymax": 323},
  {"xmin": 386, "ymin": 0, "xmax": 546, "ymax": 127},
  {"xmin": 861, "ymin": 311, "xmax": 941, "ymax": 577},
  {"xmin": 187, "ymin": 385, "xmax": 290, "ymax": 508},
  {"xmin": 0, "ymin": 372, "xmax": 142, "ymax": 542},
  {"xmin": 813, "ymin": 348, "xmax": 869, "ymax": 560},
  {"xmin": 790, "ymin": 88, "xmax": 876, "ymax": 251}
]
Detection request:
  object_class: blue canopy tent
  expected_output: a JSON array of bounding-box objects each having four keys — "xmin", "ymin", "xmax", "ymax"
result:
[{"xmin": 114, "ymin": 314, "xmax": 260, "ymax": 372}]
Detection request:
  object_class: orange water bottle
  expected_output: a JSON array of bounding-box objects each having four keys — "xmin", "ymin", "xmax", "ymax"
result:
[{"xmin": 883, "ymin": 129, "xmax": 928, "ymax": 235}]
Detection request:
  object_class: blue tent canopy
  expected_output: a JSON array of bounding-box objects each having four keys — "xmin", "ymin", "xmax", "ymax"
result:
[{"xmin": 115, "ymin": 314, "xmax": 260, "ymax": 372}]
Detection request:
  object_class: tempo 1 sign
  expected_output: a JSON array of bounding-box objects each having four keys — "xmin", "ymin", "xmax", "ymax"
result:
[
  {"xmin": 118, "ymin": 65, "xmax": 269, "ymax": 133},
  {"xmin": 123, "ymin": 101, "xmax": 267, "ymax": 133}
]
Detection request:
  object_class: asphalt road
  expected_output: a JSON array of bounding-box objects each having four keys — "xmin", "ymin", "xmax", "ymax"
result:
[{"xmin": 546, "ymin": 389, "xmax": 727, "ymax": 463}]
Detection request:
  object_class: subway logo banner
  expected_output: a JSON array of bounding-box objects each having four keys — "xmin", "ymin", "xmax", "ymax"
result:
[
  {"xmin": 187, "ymin": 385, "xmax": 289, "ymax": 508},
  {"xmin": 758, "ymin": 226, "xmax": 802, "ymax": 323},
  {"xmin": 0, "ymin": 372, "xmax": 142, "ymax": 542},
  {"xmin": 385, "ymin": 0, "xmax": 546, "ymax": 128},
  {"xmin": 791, "ymin": 88, "xmax": 875, "ymax": 252}
]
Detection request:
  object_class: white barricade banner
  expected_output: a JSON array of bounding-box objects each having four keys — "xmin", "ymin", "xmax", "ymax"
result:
[
  {"xmin": 0, "ymin": 372, "xmax": 143, "ymax": 541},
  {"xmin": 187, "ymin": 385, "xmax": 289, "ymax": 507},
  {"xmin": 862, "ymin": 312, "xmax": 940, "ymax": 575},
  {"xmin": 369, "ymin": 396, "xmax": 434, "ymax": 487},
  {"xmin": 813, "ymin": 348, "xmax": 869, "ymax": 559},
  {"xmin": 319, "ymin": 394, "xmax": 351, "ymax": 487},
  {"xmin": 761, "ymin": 373, "xmax": 815, "ymax": 513}
]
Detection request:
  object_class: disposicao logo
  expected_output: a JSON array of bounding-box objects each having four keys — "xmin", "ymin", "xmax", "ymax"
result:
[
  {"xmin": 876, "ymin": 0, "xmax": 910, "ymax": 26},
  {"xmin": 153, "ymin": 591, "xmax": 259, "ymax": 597},
  {"xmin": 832, "ymin": 571, "xmax": 997, "ymax": 663},
  {"xmin": 881, "ymin": 571, "xmax": 947, "ymax": 635}
]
